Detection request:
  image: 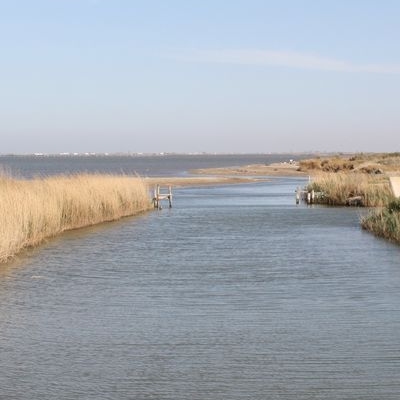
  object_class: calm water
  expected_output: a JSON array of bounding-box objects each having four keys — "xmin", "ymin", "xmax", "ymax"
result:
[
  {"xmin": 1, "ymin": 158, "xmax": 400, "ymax": 399},
  {"xmin": 0, "ymin": 153, "xmax": 310, "ymax": 178}
]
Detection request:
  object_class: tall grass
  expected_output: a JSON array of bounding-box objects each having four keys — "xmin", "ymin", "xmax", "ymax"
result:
[
  {"xmin": 308, "ymin": 172, "xmax": 393, "ymax": 206},
  {"xmin": 0, "ymin": 174, "xmax": 151, "ymax": 263},
  {"xmin": 361, "ymin": 199, "xmax": 400, "ymax": 244}
]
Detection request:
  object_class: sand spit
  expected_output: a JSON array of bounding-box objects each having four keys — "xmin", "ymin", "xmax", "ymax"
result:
[
  {"xmin": 190, "ymin": 162, "xmax": 307, "ymax": 177},
  {"xmin": 144, "ymin": 176, "xmax": 267, "ymax": 187}
]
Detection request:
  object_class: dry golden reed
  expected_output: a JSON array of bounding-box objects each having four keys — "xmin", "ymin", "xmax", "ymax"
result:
[
  {"xmin": 0, "ymin": 174, "xmax": 152, "ymax": 262},
  {"xmin": 308, "ymin": 172, "xmax": 393, "ymax": 206}
]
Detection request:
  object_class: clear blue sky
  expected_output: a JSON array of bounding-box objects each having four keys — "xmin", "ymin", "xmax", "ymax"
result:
[{"xmin": 1, "ymin": 0, "xmax": 399, "ymax": 154}]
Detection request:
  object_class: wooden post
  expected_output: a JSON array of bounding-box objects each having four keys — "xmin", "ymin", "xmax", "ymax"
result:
[
  {"xmin": 153, "ymin": 186, "xmax": 157, "ymax": 209},
  {"xmin": 295, "ymin": 187, "xmax": 300, "ymax": 204},
  {"xmin": 154, "ymin": 185, "xmax": 161, "ymax": 209},
  {"xmin": 168, "ymin": 186, "xmax": 172, "ymax": 208}
]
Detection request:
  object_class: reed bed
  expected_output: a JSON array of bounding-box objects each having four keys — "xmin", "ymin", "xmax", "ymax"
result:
[
  {"xmin": 361, "ymin": 199, "xmax": 400, "ymax": 244},
  {"xmin": 0, "ymin": 174, "xmax": 151, "ymax": 263},
  {"xmin": 308, "ymin": 172, "xmax": 393, "ymax": 207}
]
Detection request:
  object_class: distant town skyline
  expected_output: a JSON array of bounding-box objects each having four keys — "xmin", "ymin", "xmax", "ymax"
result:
[{"xmin": 1, "ymin": 0, "xmax": 399, "ymax": 154}]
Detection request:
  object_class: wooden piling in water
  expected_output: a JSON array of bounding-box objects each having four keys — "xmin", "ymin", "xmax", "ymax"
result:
[
  {"xmin": 295, "ymin": 187, "xmax": 300, "ymax": 204},
  {"xmin": 153, "ymin": 185, "xmax": 173, "ymax": 209}
]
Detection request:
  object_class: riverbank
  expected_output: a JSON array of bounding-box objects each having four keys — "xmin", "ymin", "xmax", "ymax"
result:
[
  {"xmin": 361, "ymin": 199, "xmax": 400, "ymax": 244},
  {"xmin": 306, "ymin": 172, "xmax": 393, "ymax": 207},
  {"xmin": 0, "ymin": 173, "xmax": 265, "ymax": 263},
  {"xmin": 306, "ymin": 173, "xmax": 400, "ymax": 245},
  {"xmin": 298, "ymin": 153, "xmax": 400, "ymax": 244},
  {"xmin": 0, "ymin": 174, "xmax": 151, "ymax": 263},
  {"xmin": 192, "ymin": 152, "xmax": 400, "ymax": 246}
]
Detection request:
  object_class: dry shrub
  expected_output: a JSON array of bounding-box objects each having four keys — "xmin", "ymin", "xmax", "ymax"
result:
[
  {"xmin": 298, "ymin": 158, "xmax": 322, "ymax": 171},
  {"xmin": 320, "ymin": 158, "xmax": 354, "ymax": 172},
  {"xmin": 376, "ymin": 154, "xmax": 400, "ymax": 166},
  {"xmin": 356, "ymin": 164, "xmax": 383, "ymax": 174},
  {"xmin": 0, "ymin": 174, "xmax": 151, "ymax": 262},
  {"xmin": 299, "ymin": 157, "xmax": 354, "ymax": 172}
]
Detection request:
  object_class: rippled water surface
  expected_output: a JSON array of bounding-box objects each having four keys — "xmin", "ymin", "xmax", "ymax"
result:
[
  {"xmin": 0, "ymin": 153, "xmax": 305, "ymax": 178},
  {"xmin": 1, "ymin": 177, "xmax": 400, "ymax": 399}
]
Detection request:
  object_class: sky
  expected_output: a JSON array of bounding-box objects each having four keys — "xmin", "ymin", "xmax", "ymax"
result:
[{"xmin": 1, "ymin": 0, "xmax": 400, "ymax": 154}]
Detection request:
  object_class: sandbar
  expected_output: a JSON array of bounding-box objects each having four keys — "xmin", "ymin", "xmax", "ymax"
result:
[
  {"xmin": 190, "ymin": 162, "xmax": 307, "ymax": 177},
  {"xmin": 144, "ymin": 175, "xmax": 266, "ymax": 188}
]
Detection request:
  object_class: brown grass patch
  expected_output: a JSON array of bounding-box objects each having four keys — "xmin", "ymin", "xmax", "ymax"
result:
[{"xmin": 299, "ymin": 153, "xmax": 400, "ymax": 175}]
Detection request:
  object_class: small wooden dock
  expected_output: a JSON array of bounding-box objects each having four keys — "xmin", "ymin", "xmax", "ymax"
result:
[
  {"xmin": 153, "ymin": 185, "xmax": 172, "ymax": 209},
  {"xmin": 296, "ymin": 186, "xmax": 324, "ymax": 205}
]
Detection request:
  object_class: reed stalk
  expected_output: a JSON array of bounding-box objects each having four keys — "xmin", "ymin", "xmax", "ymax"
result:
[
  {"xmin": 0, "ymin": 174, "xmax": 152, "ymax": 263},
  {"xmin": 361, "ymin": 199, "xmax": 400, "ymax": 244},
  {"xmin": 307, "ymin": 172, "xmax": 393, "ymax": 207}
]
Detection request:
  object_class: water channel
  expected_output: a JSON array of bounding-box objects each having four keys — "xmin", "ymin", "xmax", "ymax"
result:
[{"xmin": 1, "ymin": 177, "xmax": 400, "ymax": 399}]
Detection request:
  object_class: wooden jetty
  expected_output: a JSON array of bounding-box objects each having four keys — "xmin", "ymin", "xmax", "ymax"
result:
[
  {"xmin": 296, "ymin": 186, "xmax": 324, "ymax": 205},
  {"xmin": 153, "ymin": 185, "xmax": 173, "ymax": 209}
]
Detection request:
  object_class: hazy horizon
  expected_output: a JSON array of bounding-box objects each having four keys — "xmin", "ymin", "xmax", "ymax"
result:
[
  {"xmin": 1, "ymin": 1, "xmax": 399, "ymax": 154},
  {"xmin": 0, "ymin": 150, "xmax": 361, "ymax": 157}
]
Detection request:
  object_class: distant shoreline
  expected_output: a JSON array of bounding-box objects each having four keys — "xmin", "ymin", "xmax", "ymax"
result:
[{"xmin": 0, "ymin": 152, "xmax": 331, "ymax": 157}]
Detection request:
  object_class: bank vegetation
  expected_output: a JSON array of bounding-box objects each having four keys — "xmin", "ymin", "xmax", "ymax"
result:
[
  {"xmin": 301, "ymin": 153, "xmax": 400, "ymax": 244},
  {"xmin": 0, "ymin": 174, "xmax": 151, "ymax": 263},
  {"xmin": 307, "ymin": 172, "xmax": 393, "ymax": 207},
  {"xmin": 361, "ymin": 199, "xmax": 400, "ymax": 244}
]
